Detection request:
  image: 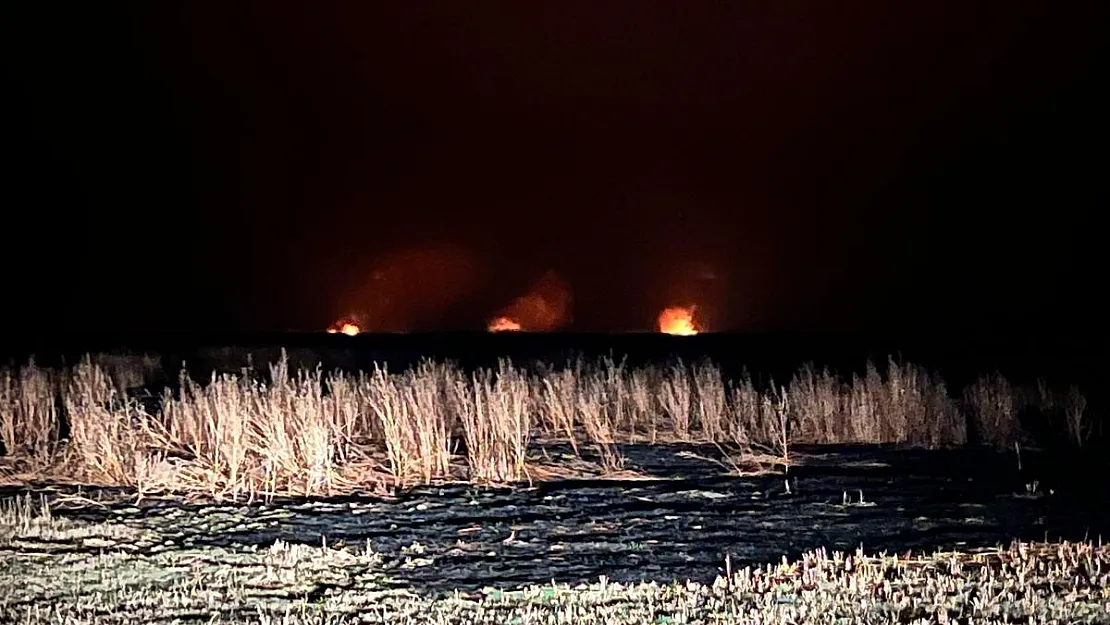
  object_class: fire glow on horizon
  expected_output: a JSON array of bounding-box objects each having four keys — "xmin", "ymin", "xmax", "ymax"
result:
[
  {"xmin": 487, "ymin": 316, "xmax": 523, "ymax": 332},
  {"xmin": 657, "ymin": 306, "xmax": 701, "ymax": 335},
  {"xmin": 329, "ymin": 307, "xmax": 706, "ymax": 334},
  {"xmin": 327, "ymin": 321, "xmax": 361, "ymax": 336},
  {"xmin": 328, "ymin": 308, "xmax": 705, "ymax": 334},
  {"xmin": 485, "ymin": 271, "xmax": 572, "ymax": 333},
  {"xmin": 329, "ymin": 262, "xmax": 713, "ymax": 334}
]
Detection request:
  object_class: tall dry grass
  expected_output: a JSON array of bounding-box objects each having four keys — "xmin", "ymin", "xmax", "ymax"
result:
[
  {"xmin": 786, "ymin": 359, "xmax": 965, "ymax": 447},
  {"xmin": 365, "ymin": 361, "xmax": 454, "ymax": 486},
  {"xmin": 62, "ymin": 358, "xmax": 157, "ymax": 486},
  {"xmin": 573, "ymin": 371, "xmax": 623, "ymax": 471},
  {"xmin": 0, "ymin": 350, "xmax": 1091, "ymax": 497},
  {"xmin": 0, "ymin": 361, "xmax": 59, "ymax": 467},
  {"xmin": 450, "ymin": 361, "xmax": 531, "ymax": 483},
  {"xmin": 157, "ymin": 358, "xmax": 386, "ymax": 498},
  {"xmin": 963, "ymin": 372, "xmax": 1024, "ymax": 449}
]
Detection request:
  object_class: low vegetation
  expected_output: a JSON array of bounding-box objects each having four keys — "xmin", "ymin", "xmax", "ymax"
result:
[
  {"xmin": 0, "ymin": 351, "xmax": 1091, "ymax": 499},
  {"xmin": 0, "ymin": 352, "xmax": 1100, "ymax": 622},
  {"xmin": 2, "ymin": 493, "xmax": 1107, "ymax": 624}
]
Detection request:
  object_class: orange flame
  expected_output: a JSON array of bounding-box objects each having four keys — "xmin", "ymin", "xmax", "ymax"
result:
[
  {"xmin": 658, "ymin": 306, "xmax": 700, "ymax": 335},
  {"xmin": 487, "ymin": 316, "xmax": 522, "ymax": 332},
  {"xmin": 327, "ymin": 321, "xmax": 361, "ymax": 336}
]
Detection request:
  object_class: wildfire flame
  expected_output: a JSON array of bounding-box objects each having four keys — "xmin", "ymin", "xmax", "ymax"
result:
[
  {"xmin": 327, "ymin": 321, "xmax": 361, "ymax": 336},
  {"xmin": 487, "ymin": 316, "xmax": 522, "ymax": 332},
  {"xmin": 657, "ymin": 306, "xmax": 700, "ymax": 335}
]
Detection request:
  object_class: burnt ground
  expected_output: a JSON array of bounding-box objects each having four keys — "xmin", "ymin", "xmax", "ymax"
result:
[{"xmin": 3, "ymin": 444, "xmax": 1106, "ymax": 595}]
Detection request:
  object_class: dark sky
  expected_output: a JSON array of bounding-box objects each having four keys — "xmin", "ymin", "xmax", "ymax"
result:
[{"xmin": 3, "ymin": 2, "xmax": 1106, "ymax": 335}]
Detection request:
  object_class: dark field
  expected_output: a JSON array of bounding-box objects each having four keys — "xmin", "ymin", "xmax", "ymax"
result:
[
  {"xmin": 1, "ymin": 334, "xmax": 1108, "ymax": 623},
  {"xmin": 4, "ymin": 445, "xmax": 1110, "ymax": 622},
  {"xmin": 5, "ymin": 445, "xmax": 1103, "ymax": 593}
]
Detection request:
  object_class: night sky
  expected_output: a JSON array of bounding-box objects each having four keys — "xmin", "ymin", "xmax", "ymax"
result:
[{"xmin": 3, "ymin": 2, "xmax": 1105, "ymax": 336}]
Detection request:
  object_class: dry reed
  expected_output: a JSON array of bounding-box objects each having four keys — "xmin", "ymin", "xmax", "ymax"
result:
[{"xmin": 0, "ymin": 350, "xmax": 1086, "ymax": 497}]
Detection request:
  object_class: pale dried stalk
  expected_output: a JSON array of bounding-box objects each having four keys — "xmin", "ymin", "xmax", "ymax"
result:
[
  {"xmin": 658, "ymin": 361, "xmax": 692, "ymax": 441},
  {"xmin": 692, "ymin": 360, "xmax": 727, "ymax": 442},
  {"xmin": 575, "ymin": 376, "xmax": 622, "ymax": 472}
]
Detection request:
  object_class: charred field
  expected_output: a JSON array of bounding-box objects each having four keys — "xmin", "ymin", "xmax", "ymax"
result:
[{"xmin": 1, "ymin": 333, "xmax": 1108, "ymax": 623}]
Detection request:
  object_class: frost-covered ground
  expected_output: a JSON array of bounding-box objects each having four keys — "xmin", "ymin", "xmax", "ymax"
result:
[{"xmin": 3, "ymin": 446, "xmax": 1108, "ymax": 624}]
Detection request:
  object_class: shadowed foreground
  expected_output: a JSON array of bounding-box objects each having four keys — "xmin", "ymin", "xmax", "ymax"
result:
[{"xmin": 3, "ymin": 446, "xmax": 1108, "ymax": 623}]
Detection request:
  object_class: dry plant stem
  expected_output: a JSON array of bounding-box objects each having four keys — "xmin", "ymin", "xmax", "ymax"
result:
[
  {"xmin": 693, "ymin": 360, "xmax": 727, "ymax": 443},
  {"xmin": 323, "ymin": 373, "xmax": 363, "ymax": 464},
  {"xmin": 64, "ymin": 358, "xmax": 151, "ymax": 486},
  {"xmin": 598, "ymin": 357, "xmax": 630, "ymax": 443},
  {"xmin": 767, "ymin": 384, "xmax": 790, "ymax": 462},
  {"xmin": 538, "ymin": 369, "xmax": 578, "ymax": 454},
  {"xmin": 576, "ymin": 376, "xmax": 622, "ymax": 472},
  {"xmin": 963, "ymin": 372, "xmax": 1022, "ymax": 449},
  {"xmin": 787, "ymin": 364, "xmax": 841, "ymax": 444},
  {"xmin": 453, "ymin": 361, "xmax": 531, "ymax": 483},
  {"xmin": 1062, "ymin": 385, "xmax": 1089, "ymax": 448},
  {"xmin": 402, "ymin": 362, "xmax": 453, "ymax": 482},
  {"xmin": 658, "ymin": 361, "xmax": 692, "ymax": 440},
  {"xmin": 624, "ymin": 367, "xmax": 655, "ymax": 444},
  {"xmin": 0, "ymin": 362, "xmax": 59, "ymax": 466},
  {"xmin": 366, "ymin": 364, "xmax": 415, "ymax": 486}
]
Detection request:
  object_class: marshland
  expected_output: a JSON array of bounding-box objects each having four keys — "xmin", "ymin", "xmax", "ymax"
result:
[{"xmin": 2, "ymin": 345, "xmax": 1108, "ymax": 623}]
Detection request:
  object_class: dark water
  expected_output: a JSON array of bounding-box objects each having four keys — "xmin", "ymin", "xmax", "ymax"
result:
[{"xmin": 9, "ymin": 445, "xmax": 1107, "ymax": 593}]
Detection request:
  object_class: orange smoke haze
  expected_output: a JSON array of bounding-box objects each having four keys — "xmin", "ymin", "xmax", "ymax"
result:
[
  {"xmin": 329, "ymin": 247, "xmax": 719, "ymax": 333},
  {"xmin": 487, "ymin": 270, "xmax": 572, "ymax": 332},
  {"xmin": 658, "ymin": 305, "xmax": 701, "ymax": 335},
  {"xmin": 341, "ymin": 245, "xmax": 483, "ymax": 332}
]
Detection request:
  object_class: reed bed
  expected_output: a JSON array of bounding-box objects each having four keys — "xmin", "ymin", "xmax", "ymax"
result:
[{"xmin": 0, "ymin": 352, "xmax": 1088, "ymax": 498}]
